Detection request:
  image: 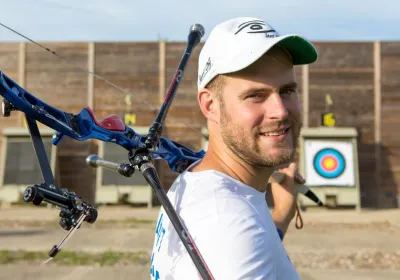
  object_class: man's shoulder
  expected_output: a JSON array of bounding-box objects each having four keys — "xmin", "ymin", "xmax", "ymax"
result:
[
  {"xmin": 163, "ymin": 167, "xmax": 274, "ymax": 229},
  {"xmin": 169, "ymin": 169, "xmax": 231, "ymax": 199},
  {"xmin": 169, "ymin": 170, "xmax": 255, "ymax": 215},
  {"xmin": 171, "ymin": 169, "xmax": 252, "ymax": 195}
]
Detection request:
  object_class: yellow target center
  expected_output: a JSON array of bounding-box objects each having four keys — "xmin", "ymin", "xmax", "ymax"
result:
[{"xmin": 323, "ymin": 158, "xmax": 336, "ymax": 170}]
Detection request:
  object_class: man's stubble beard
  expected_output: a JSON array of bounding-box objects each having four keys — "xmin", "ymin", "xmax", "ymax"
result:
[{"xmin": 219, "ymin": 100, "xmax": 301, "ymax": 168}]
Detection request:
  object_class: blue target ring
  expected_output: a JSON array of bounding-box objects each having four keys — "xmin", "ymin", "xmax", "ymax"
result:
[{"xmin": 313, "ymin": 148, "xmax": 345, "ymax": 179}]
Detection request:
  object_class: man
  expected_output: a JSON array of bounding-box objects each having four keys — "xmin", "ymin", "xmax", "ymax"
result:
[{"xmin": 150, "ymin": 17, "xmax": 317, "ymax": 279}]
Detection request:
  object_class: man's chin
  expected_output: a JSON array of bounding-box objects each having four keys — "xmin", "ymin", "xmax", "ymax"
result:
[
  {"xmin": 261, "ymin": 142, "xmax": 294, "ymax": 153},
  {"xmin": 260, "ymin": 147, "xmax": 294, "ymax": 166}
]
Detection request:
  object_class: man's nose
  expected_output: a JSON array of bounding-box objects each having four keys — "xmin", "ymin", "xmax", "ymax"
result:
[{"xmin": 266, "ymin": 93, "xmax": 288, "ymax": 120}]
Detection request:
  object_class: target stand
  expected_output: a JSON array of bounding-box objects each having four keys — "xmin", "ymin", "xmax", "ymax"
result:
[{"xmin": 297, "ymin": 127, "xmax": 361, "ymax": 210}]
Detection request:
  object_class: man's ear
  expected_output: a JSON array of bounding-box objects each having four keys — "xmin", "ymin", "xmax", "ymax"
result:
[{"xmin": 197, "ymin": 88, "xmax": 219, "ymax": 123}]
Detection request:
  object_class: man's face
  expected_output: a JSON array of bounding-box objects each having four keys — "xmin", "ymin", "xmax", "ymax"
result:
[{"xmin": 217, "ymin": 48, "xmax": 302, "ymax": 168}]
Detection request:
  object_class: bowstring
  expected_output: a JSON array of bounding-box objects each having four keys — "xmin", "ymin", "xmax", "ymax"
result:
[{"xmin": 0, "ymin": 22, "xmax": 208, "ymax": 140}]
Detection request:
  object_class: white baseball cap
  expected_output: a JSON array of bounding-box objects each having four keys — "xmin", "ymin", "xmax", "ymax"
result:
[{"xmin": 197, "ymin": 17, "xmax": 318, "ymax": 90}]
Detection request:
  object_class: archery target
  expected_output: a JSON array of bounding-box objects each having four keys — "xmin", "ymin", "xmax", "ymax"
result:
[
  {"xmin": 304, "ymin": 140, "xmax": 355, "ymax": 187},
  {"xmin": 313, "ymin": 148, "xmax": 345, "ymax": 179}
]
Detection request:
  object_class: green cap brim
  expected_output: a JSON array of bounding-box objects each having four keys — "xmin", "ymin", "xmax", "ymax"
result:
[{"xmin": 277, "ymin": 36, "xmax": 318, "ymax": 65}]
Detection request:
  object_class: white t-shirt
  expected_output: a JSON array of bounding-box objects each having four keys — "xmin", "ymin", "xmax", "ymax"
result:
[{"xmin": 150, "ymin": 162, "xmax": 300, "ymax": 280}]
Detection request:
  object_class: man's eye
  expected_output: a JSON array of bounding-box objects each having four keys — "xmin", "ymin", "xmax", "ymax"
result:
[
  {"xmin": 246, "ymin": 92, "xmax": 264, "ymax": 99},
  {"xmin": 247, "ymin": 94, "xmax": 258, "ymax": 99}
]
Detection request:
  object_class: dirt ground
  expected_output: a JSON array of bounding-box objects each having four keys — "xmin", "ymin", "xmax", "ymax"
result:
[{"xmin": 0, "ymin": 205, "xmax": 399, "ymax": 280}]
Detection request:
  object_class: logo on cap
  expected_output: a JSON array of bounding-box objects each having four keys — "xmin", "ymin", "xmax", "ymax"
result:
[
  {"xmin": 199, "ymin": 57, "xmax": 212, "ymax": 84},
  {"xmin": 235, "ymin": 20, "xmax": 279, "ymax": 38}
]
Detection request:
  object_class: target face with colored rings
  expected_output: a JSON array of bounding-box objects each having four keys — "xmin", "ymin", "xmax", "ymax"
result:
[{"xmin": 313, "ymin": 148, "xmax": 346, "ymax": 179}]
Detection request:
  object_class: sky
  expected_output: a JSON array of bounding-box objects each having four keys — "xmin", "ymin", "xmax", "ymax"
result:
[{"xmin": 0, "ymin": 0, "xmax": 398, "ymax": 42}]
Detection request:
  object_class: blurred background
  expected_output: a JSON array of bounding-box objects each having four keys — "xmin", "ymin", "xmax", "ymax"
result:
[{"xmin": 0, "ymin": 1, "xmax": 399, "ymax": 279}]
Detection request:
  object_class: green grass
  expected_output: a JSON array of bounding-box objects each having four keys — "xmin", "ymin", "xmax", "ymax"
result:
[{"xmin": 0, "ymin": 250, "xmax": 150, "ymax": 266}]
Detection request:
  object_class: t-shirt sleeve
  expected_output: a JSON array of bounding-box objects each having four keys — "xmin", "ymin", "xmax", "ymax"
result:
[{"xmin": 174, "ymin": 212, "xmax": 279, "ymax": 280}]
